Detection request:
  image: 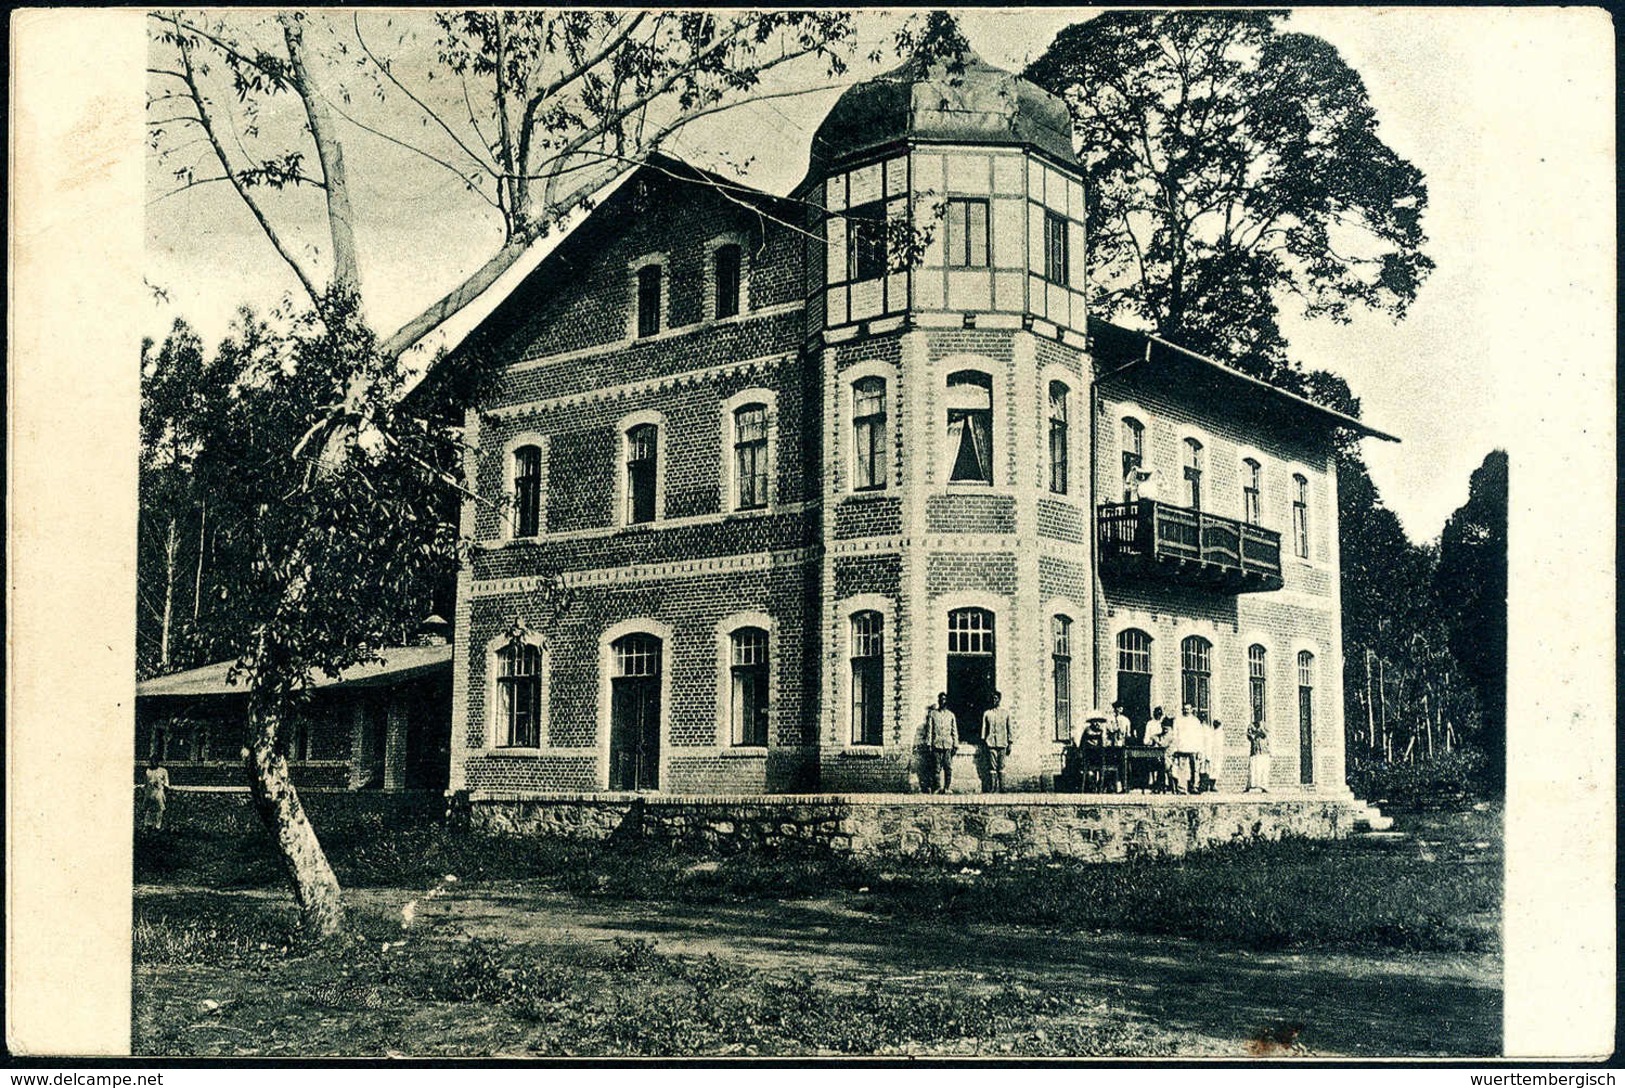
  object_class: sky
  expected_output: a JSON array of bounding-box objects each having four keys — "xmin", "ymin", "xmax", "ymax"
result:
[{"xmin": 144, "ymin": 7, "xmax": 1616, "ymax": 544}]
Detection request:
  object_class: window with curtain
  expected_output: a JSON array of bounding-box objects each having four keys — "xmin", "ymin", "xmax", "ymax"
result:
[
  {"xmin": 635, "ymin": 264, "xmax": 661, "ymax": 338},
  {"xmin": 1248, "ymin": 644, "xmax": 1267, "ymax": 727},
  {"xmin": 946, "ymin": 371, "xmax": 994, "ymax": 484},
  {"xmin": 733, "ymin": 404, "xmax": 769, "ymax": 510},
  {"xmin": 1052, "ymin": 616, "xmax": 1073, "ymax": 742},
  {"xmin": 1293, "ymin": 474, "xmax": 1310, "ymax": 558},
  {"xmin": 1242, "ymin": 458, "xmax": 1261, "ymax": 526},
  {"xmin": 945, "ymin": 197, "xmax": 989, "ymax": 268},
  {"xmin": 1181, "ymin": 636, "xmax": 1212, "ymax": 721},
  {"xmin": 1183, "ymin": 438, "xmax": 1204, "ymax": 511},
  {"xmin": 1048, "ymin": 381, "xmax": 1069, "ymax": 494},
  {"xmin": 1121, "ymin": 417, "xmax": 1144, "ymax": 501},
  {"xmin": 852, "ymin": 377, "xmax": 887, "ymax": 491},
  {"xmin": 850, "ymin": 611, "xmax": 884, "ymax": 745},
  {"xmin": 714, "ymin": 243, "xmax": 742, "ymax": 319},
  {"xmin": 729, "ymin": 627, "xmax": 769, "ymax": 747},
  {"xmin": 626, "ymin": 423, "xmax": 658, "ymax": 524},
  {"xmin": 496, "ymin": 642, "xmax": 542, "ymax": 748},
  {"xmin": 513, "ymin": 445, "xmax": 542, "ymax": 538}
]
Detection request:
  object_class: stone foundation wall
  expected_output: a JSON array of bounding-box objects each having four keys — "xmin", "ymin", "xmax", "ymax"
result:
[{"xmin": 465, "ymin": 792, "xmax": 1358, "ymax": 864}]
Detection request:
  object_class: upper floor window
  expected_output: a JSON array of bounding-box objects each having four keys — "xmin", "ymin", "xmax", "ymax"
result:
[
  {"xmin": 946, "ymin": 370, "xmax": 994, "ymax": 485},
  {"xmin": 636, "ymin": 264, "xmax": 662, "ymax": 338},
  {"xmin": 733, "ymin": 403, "xmax": 769, "ymax": 511},
  {"xmin": 513, "ymin": 444, "xmax": 542, "ymax": 538},
  {"xmin": 945, "ymin": 197, "xmax": 989, "ymax": 268},
  {"xmin": 714, "ymin": 243, "xmax": 743, "ymax": 320},
  {"xmin": 852, "ymin": 377, "xmax": 888, "ymax": 491},
  {"xmin": 1292, "ymin": 474, "xmax": 1310, "ymax": 558},
  {"xmin": 1121, "ymin": 417, "xmax": 1145, "ymax": 502},
  {"xmin": 1183, "ymin": 438, "xmax": 1204, "ymax": 511},
  {"xmin": 1248, "ymin": 644, "xmax": 1268, "ymax": 727},
  {"xmin": 496, "ymin": 642, "xmax": 542, "ymax": 749},
  {"xmin": 729, "ymin": 627, "xmax": 769, "ymax": 747},
  {"xmin": 847, "ymin": 201, "xmax": 888, "ymax": 283},
  {"xmin": 1051, "ymin": 615, "xmax": 1073, "ymax": 742},
  {"xmin": 1048, "ymin": 381, "xmax": 1070, "ymax": 495},
  {"xmin": 850, "ymin": 610, "xmax": 884, "ymax": 746},
  {"xmin": 625, "ymin": 423, "xmax": 658, "ymax": 525},
  {"xmin": 1043, "ymin": 211, "xmax": 1070, "ymax": 285},
  {"xmin": 1242, "ymin": 458, "xmax": 1262, "ymax": 526}
]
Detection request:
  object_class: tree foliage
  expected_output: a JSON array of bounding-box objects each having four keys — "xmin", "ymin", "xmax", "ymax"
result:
[{"xmin": 1025, "ymin": 11, "xmax": 1433, "ymax": 388}]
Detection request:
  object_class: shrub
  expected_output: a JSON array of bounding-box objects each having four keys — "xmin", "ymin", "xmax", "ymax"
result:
[{"xmin": 1347, "ymin": 747, "xmax": 1489, "ymax": 807}]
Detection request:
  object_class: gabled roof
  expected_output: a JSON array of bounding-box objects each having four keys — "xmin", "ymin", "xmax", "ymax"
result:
[
  {"xmin": 137, "ymin": 643, "xmax": 452, "ymax": 701},
  {"xmin": 1089, "ymin": 317, "xmax": 1399, "ymax": 443}
]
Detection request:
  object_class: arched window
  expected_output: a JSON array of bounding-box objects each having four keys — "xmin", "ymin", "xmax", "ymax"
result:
[
  {"xmin": 1297, "ymin": 650, "xmax": 1316, "ymax": 784},
  {"xmin": 625, "ymin": 422, "xmax": 658, "ymax": 524},
  {"xmin": 850, "ymin": 611, "xmax": 884, "ymax": 745},
  {"xmin": 1183, "ymin": 438, "xmax": 1204, "ymax": 511},
  {"xmin": 946, "ymin": 371, "xmax": 993, "ymax": 484},
  {"xmin": 728, "ymin": 627, "xmax": 769, "ymax": 747},
  {"xmin": 513, "ymin": 444, "xmax": 542, "ymax": 538},
  {"xmin": 714, "ymin": 243, "xmax": 743, "ymax": 319},
  {"xmin": 1292, "ymin": 474, "xmax": 1310, "ymax": 558},
  {"xmin": 1048, "ymin": 381, "xmax": 1070, "ymax": 495},
  {"xmin": 496, "ymin": 642, "xmax": 543, "ymax": 748},
  {"xmin": 1116, "ymin": 628, "xmax": 1153, "ymax": 733},
  {"xmin": 1248, "ymin": 644, "xmax": 1268, "ymax": 728},
  {"xmin": 733, "ymin": 403, "xmax": 769, "ymax": 510},
  {"xmin": 852, "ymin": 377, "xmax": 888, "ymax": 491},
  {"xmin": 635, "ymin": 263, "xmax": 662, "ymax": 337},
  {"xmin": 1051, "ymin": 616, "xmax": 1073, "ymax": 741},
  {"xmin": 1242, "ymin": 458, "xmax": 1262, "ymax": 526},
  {"xmin": 1121, "ymin": 418, "xmax": 1145, "ymax": 502},
  {"xmin": 1180, "ymin": 635, "xmax": 1212, "ymax": 722}
]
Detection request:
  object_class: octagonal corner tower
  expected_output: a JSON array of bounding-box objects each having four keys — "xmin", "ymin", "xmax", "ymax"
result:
[{"xmin": 802, "ymin": 45, "xmax": 1095, "ymax": 793}]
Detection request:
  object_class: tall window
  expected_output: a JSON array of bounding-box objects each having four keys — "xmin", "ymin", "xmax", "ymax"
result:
[
  {"xmin": 1183, "ymin": 438, "xmax": 1204, "ymax": 511},
  {"xmin": 852, "ymin": 377, "xmax": 888, "ymax": 491},
  {"xmin": 1051, "ymin": 616, "xmax": 1073, "ymax": 742},
  {"xmin": 513, "ymin": 445, "xmax": 542, "ymax": 538},
  {"xmin": 714, "ymin": 243, "xmax": 742, "ymax": 319},
  {"xmin": 729, "ymin": 627, "xmax": 769, "ymax": 747},
  {"xmin": 496, "ymin": 642, "xmax": 542, "ymax": 748},
  {"xmin": 1297, "ymin": 650, "xmax": 1316, "ymax": 784},
  {"xmin": 1181, "ymin": 636, "xmax": 1212, "ymax": 722},
  {"xmin": 847, "ymin": 201, "xmax": 888, "ymax": 282},
  {"xmin": 625, "ymin": 423, "xmax": 658, "ymax": 524},
  {"xmin": 1048, "ymin": 382, "xmax": 1070, "ymax": 494},
  {"xmin": 946, "ymin": 370, "xmax": 993, "ymax": 484},
  {"xmin": 1293, "ymin": 474, "xmax": 1310, "ymax": 558},
  {"xmin": 1242, "ymin": 458, "xmax": 1262, "ymax": 526},
  {"xmin": 1121, "ymin": 417, "xmax": 1144, "ymax": 501},
  {"xmin": 733, "ymin": 404, "xmax": 769, "ymax": 510},
  {"xmin": 945, "ymin": 197, "xmax": 989, "ymax": 268},
  {"xmin": 1248, "ymin": 644, "xmax": 1267, "ymax": 728},
  {"xmin": 1043, "ymin": 210, "xmax": 1069, "ymax": 285},
  {"xmin": 850, "ymin": 611, "xmax": 884, "ymax": 746},
  {"xmin": 636, "ymin": 264, "xmax": 662, "ymax": 338}
]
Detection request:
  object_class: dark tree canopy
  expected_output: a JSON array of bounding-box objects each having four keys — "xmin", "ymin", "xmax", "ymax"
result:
[{"xmin": 1025, "ymin": 11, "xmax": 1434, "ymax": 388}]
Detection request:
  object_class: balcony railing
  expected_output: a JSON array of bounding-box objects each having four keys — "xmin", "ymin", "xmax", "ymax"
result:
[{"xmin": 1098, "ymin": 500, "xmax": 1284, "ymax": 593}]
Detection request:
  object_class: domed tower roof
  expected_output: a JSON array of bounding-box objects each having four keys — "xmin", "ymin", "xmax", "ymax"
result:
[{"xmin": 807, "ymin": 43, "xmax": 1076, "ymax": 179}]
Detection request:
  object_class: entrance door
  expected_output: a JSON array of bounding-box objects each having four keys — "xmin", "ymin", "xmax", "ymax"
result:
[
  {"xmin": 946, "ymin": 608, "xmax": 996, "ymax": 744},
  {"xmin": 609, "ymin": 634, "xmax": 661, "ymax": 790},
  {"xmin": 1298, "ymin": 651, "xmax": 1316, "ymax": 785}
]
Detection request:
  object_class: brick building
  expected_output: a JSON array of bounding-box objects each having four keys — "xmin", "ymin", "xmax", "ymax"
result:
[{"xmin": 432, "ymin": 45, "xmax": 1394, "ymax": 798}]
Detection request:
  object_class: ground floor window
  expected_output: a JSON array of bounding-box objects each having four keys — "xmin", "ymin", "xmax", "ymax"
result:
[
  {"xmin": 729, "ymin": 627, "xmax": 769, "ymax": 747},
  {"xmin": 1181, "ymin": 636, "xmax": 1212, "ymax": 721},
  {"xmin": 850, "ymin": 611, "xmax": 884, "ymax": 745}
]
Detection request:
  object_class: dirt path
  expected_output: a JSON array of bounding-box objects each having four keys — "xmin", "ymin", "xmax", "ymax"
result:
[{"xmin": 141, "ymin": 880, "xmax": 1499, "ymax": 1057}]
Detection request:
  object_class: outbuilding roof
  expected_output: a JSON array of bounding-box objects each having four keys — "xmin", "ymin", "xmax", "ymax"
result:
[{"xmin": 136, "ymin": 643, "xmax": 452, "ymax": 701}]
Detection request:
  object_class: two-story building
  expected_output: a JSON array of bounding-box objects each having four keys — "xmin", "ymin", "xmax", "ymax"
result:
[{"xmin": 428, "ymin": 43, "xmax": 1394, "ymax": 799}]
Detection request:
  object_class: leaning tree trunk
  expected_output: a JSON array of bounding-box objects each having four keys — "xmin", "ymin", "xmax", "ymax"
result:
[{"xmin": 245, "ymin": 690, "xmax": 345, "ymax": 937}]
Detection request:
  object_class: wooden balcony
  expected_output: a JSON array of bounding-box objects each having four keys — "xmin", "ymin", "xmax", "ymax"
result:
[{"xmin": 1098, "ymin": 500, "xmax": 1285, "ymax": 593}]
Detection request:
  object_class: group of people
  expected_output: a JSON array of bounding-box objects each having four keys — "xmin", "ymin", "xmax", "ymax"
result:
[
  {"xmin": 920, "ymin": 690, "xmax": 1273, "ymax": 795},
  {"xmin": 1073, "ymin": 703, "xmax": 1273, "ymax": 794}
]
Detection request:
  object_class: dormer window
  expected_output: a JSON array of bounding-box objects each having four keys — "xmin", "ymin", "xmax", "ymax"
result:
[
  {"xmin": 714, "ymin": 243, "xmax": 743, "ymax": 319},
  {"xmin": 635, "ymin": 264, "xmax": 662, "ymax": 338}
]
